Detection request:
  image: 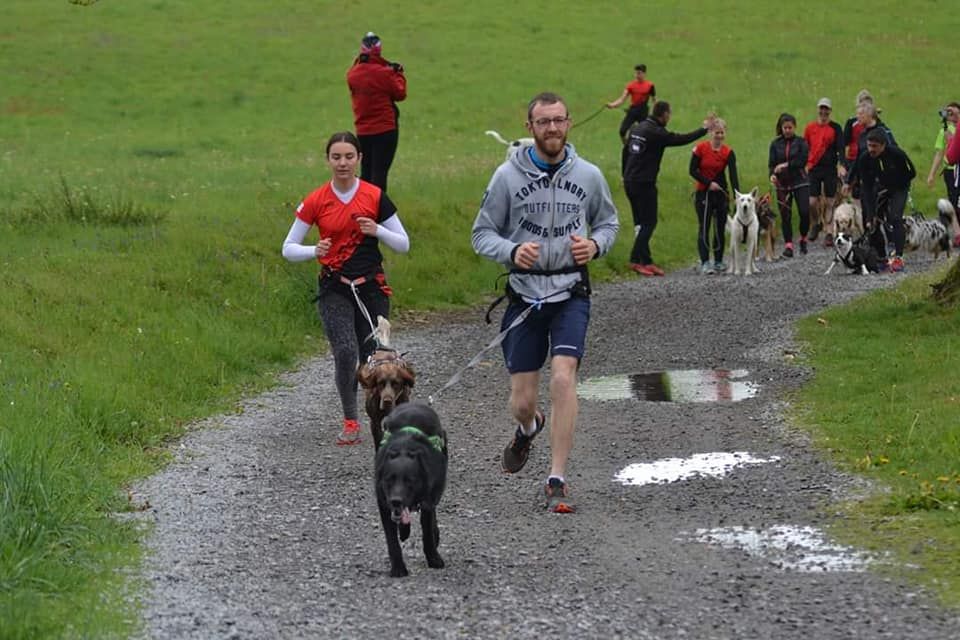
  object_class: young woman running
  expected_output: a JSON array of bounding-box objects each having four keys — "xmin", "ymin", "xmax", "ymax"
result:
[{"xmin": 282, "ymin": 131, "xmax": 410, "ymax": 445}]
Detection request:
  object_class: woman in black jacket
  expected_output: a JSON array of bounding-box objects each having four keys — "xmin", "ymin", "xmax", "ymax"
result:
[{"xmin": 769, "ymin": 113, "xmax": 810, "ymax": 257}]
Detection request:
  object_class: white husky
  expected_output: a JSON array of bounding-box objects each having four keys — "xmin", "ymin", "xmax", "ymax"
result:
[
  {"xmin": 485, "ymin": 130, "xmax": 535, "ymax": 161},
  {"xmin": 726, "ymin": 188, "xmax": 760, "ymax": 276}
]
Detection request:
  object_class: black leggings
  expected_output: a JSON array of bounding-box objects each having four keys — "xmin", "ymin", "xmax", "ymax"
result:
[
  {"xmin": 694, "ymin": 190, "xmax": 727, "ymax": 263},
  {"xmin": 359, "ymin": 129, "xmax": 399, "ymax": 192},
  {"xmin": 776, "ymin": 183, "xmax": 811, "ymax": 244},
  {"xmin": 317, "ymin": 281, "xmax": 390, "ymax": 421}
]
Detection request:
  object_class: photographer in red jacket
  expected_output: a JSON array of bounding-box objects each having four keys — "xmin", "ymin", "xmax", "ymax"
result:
[{"xmin": 346, "ymin": 32, "xmax": 407, "ymax": 192}]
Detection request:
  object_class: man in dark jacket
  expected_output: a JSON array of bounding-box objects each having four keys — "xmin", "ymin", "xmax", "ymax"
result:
[
  {"xmin": 621, "ymin": 101, "xmax": 715, "ymax": 276},
  {"xmin": 843, "ymin": 128, "xmax": 916, "ymax": 272}
]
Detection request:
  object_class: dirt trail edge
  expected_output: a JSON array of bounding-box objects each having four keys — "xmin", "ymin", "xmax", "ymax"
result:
[{"xmin": 136, "ymin": 247, "xmax": 959, "ymax": 640}]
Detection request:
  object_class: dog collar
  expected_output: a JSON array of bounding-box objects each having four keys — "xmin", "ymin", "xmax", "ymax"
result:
[{"xmin": 380, "ymin": 426, "xmax": 444, "ymax": 453}]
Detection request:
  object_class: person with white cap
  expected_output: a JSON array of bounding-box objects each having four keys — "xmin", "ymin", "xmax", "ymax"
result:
[
  {"xmin": 803, "ymin": 97, "xmax": 844, "ymax": 246},
  {"xmin": 346, "ymin": 32, "xmax": 407, "ymax": 193}
]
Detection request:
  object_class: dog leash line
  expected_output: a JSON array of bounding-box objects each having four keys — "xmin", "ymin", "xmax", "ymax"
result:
[
  {"xmin": 426, "ymin": 301, "xmax": 538, "ymax": 405},
  {"xmin": 571, "ymin": 105, "xmax": 606, "ymax": 130}
]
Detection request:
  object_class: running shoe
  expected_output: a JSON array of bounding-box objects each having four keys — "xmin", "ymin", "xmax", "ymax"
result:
[
  {"xmin": 782, "ymin": 243, "xmax": 794, "ymax": 258},
  {"xmin": 700, "ymin": 261, "xmax": 715, "ymax": 275},
  {"xmin": 714, "ymin": 261, "xmax": 726, "ymax": 273},
  {"xmin": 336, "ymin": 419, "xmax": 362, "ymax": 446},
  {"xmin": 648, "ymin": 264, "xmax": 665, "ymax": 276},
  {"xmin": 544, "ymin": 478, "xmax": 576, "ymax": 513},
  {"xmin": 823, "ymin": 233, "xmax": 834, "ymax": 247},
  {"xmin": 631, "ymin": 263, "xmax": 657, "ymax": 277},
  {"xmin": 799, "ymin": 239, "xmax": 808, "ymax": 255},
  {"xmin": 808, "ymin": 223, "xmax": 821, "ymax": 242},
  {"xmin": 888, "ymin": 256, "xmax": 905, "ymax": 272},
  {"xmin": 502, "ymin": 411, "xmax": 544, "ymax": 474}
]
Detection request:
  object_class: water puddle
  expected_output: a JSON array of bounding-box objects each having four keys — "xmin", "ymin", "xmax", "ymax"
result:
[
  {"xmin": 614, "ymin": 452, "xmax": 781, "ymax": 486},
  {"xmin": 680, "ymin": 525, "xmax": 873, "ymax": 572},
  {"xmin": 579, "ymin": 369, "xmax": 759, "ymax": 403}
]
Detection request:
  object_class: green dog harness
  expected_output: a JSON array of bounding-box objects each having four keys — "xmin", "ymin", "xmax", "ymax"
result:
[{"xmin": 380, "ymin": 425, "xmax": 445, "ymax": 453}]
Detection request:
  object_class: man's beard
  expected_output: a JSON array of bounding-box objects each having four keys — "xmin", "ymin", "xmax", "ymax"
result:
[{"xmin": 534, "ymin": 131, "xmax": 567, "ymax": 160}]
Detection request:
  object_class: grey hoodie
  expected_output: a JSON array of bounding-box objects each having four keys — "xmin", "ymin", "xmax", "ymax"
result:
[{"xmin": 471, "ymin": 143, "xmax": 620, "ymax": 303}]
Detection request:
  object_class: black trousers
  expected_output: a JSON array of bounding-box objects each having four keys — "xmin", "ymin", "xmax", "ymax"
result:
[
  {"xmin": 694, "ymin": 190, "xmax": 727, "ymax": 263},
  {"xmin": 619, "ymin": 104, "xmax": 649, "ymax": 140},
  {"xmin": 776, "ymin": 183, "xmax": 811, "ymax": 244},
  {"xmin": 359, "ymin": 129, "xmax": 399, "ymax": 192},
  {"xmin": 864, "ymin": 185, "xmax": 906, "ymax": 257},
  {"xmin": 625, "ymin": 181, "xmax": 658, "ymax": 265},
  {"xmin": 943, "ymin": 167, "xmax": 960, "ymax": 210}
]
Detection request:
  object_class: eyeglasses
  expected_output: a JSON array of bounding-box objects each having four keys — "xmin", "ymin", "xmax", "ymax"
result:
[{"xmin": 530, "ymin": 116, "xmax": 570, "ymax": 128}]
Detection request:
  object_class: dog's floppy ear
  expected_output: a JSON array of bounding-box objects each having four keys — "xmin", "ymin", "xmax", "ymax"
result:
[
  {"xmin": 398, "ymin": 361, "xmax": 415, "ymax": 388},
  {"xmin": 357, "ymin": 363, "xmax": 375, "ymax": 390}
]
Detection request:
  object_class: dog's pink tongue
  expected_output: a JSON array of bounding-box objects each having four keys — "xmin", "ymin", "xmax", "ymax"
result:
[{"xmin": 401, "ymin": 508, "xmax": 411, "ymax": 525}]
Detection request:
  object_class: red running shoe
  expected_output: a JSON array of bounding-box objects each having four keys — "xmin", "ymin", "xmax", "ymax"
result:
[
  {"xmin": 648, "ymin": 264, "xmax": 665, "ymax": 276},
  {"xmin": 544, "ymin": 478, "xmax": 576, "ymax": 513},
  {"xmin": 630, "ymin": 263, "xmax": 657, "ymax": 277},
  {"xmin": 336, "ymin": 419, "xmax": 362, "ymax": 445}
]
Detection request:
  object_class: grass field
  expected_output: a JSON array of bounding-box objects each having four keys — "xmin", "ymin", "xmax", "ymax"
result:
[{"xmin": 2, "ymin": 1, "xmax": 959, "ymax": 636}]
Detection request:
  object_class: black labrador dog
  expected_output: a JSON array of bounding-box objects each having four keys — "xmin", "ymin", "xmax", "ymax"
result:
[{"xmin": 374, "ymin": 402, "xmax": 448, "ymax": 577}]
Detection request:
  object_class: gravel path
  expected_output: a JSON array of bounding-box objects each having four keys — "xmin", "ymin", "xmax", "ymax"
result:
[{"xmin": 135, "ymin": 243, "xmax": 960, "ymax": 639}]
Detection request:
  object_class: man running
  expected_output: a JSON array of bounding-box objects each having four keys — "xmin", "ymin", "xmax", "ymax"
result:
[{"xmin": 471, "ymin": 92, "xmax": 620, "ymax": 513}]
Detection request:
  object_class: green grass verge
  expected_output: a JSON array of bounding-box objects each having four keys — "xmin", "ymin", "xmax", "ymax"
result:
[
  {"xmin": 2, "ymin": 0, "xmax": 960, "ymax": 636},
  {"xmin": 796, "ymin": 265, "xmax": 960, "ymax": 606}
]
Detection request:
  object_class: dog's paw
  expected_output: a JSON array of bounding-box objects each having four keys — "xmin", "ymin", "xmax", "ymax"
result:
[
  {"xmin": 426, "ymin": 553, "xmax": 445, "ymax": 569},
  {"xmin": 390, "ymin": 563, "xmax": 409, "ymax": 578}
]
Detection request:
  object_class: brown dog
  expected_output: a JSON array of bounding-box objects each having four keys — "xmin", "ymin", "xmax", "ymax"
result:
[
  {"xmin": 756, "ymin": 192, "xmax": 778, "ymax": 262},
  {"xmin": 356, "ymin": 317, "xmax": 415, "ymax": 451}
]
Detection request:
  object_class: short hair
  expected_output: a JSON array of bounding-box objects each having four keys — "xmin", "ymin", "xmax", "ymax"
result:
[
  {"xmin": 713, "ymin": 118, "xmax": 727, "ymax": 131},
  {"xmin": 776, "ymin": 113, "xmax": 796, "ymax": 136},
  {"xmin": 325, "ymin": 131, "xmax": 361, "ymax": 156},
  {"xmin": 652, "ymin": 100, "xmax": 670, "ymax": 119},
  {"xmin": 634, "ymin": 64, "xmax": 647, "ymax": 72},
  {"xmin": 865, "ymin": 129, "xmax": 888, "ymax": 145},
  {"xmin": 948, "ymin": 102, "xmax": 960, "ymax": 111},
  {"xmin": 526, "ymin": 91, "xmax": 567, "ymax": 121}
]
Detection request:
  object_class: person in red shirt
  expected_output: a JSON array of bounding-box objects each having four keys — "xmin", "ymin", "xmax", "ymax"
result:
[
  {"xmin": 803, "ymin": 98, "xmax": 844, "ymax": 246},
  {"xmin": 689, "ymin": 119, "xmax": 740, "ymax": 274},
  {"xmin": 282, "ymin": 132, "xmax": 410, "ymax": 445},
  {"xmin": 605, "ymin": 64, "xmax": 657, "ymax": 141},
  {"xmin": 346, "ymin": 32, "xmax": 407, "ymax": 193}
]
